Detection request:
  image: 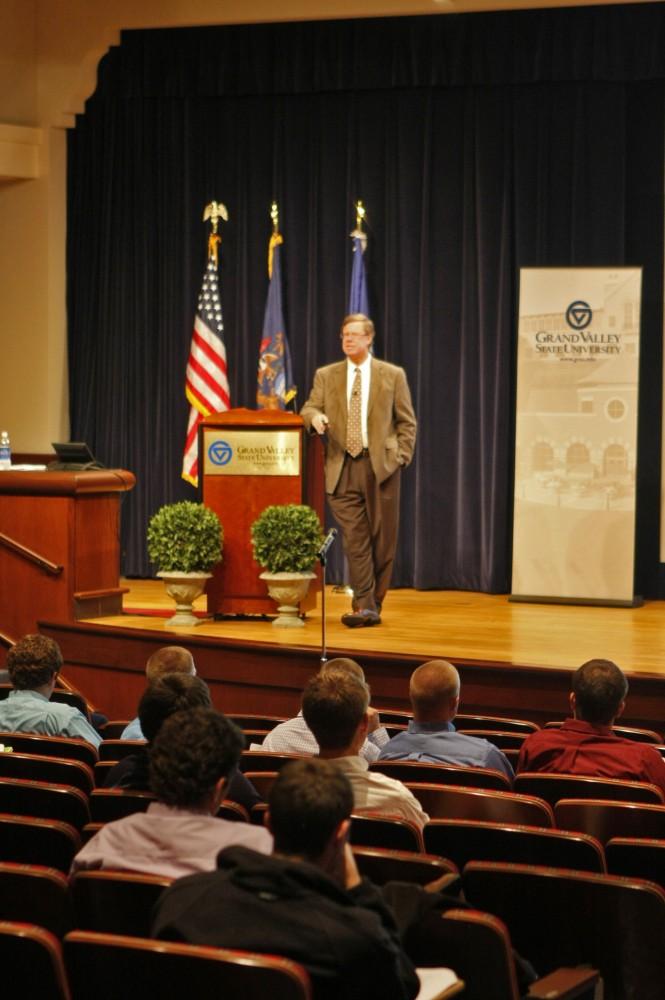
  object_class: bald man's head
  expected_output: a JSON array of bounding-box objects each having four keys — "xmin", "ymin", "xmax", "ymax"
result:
[
  {"xmin": 409, "ymin": 660, "xmax": 460, "ymax": 723},
  {"xmin": 145, "ymin": 646, "xmax": 195, "ymax": 682}
]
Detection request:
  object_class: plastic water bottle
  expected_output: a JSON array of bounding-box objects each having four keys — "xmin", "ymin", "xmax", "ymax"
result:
[{"xmin": 0, "ymin": 431, "xmax": 11, "ymax": 469}]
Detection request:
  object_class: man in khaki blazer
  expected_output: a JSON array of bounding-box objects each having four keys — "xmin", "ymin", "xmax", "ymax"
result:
[{"xmin": 301, "ymin": 314, "xmax": 416, "ymax": 626}]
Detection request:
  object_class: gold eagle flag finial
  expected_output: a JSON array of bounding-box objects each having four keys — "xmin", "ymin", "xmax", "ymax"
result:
[
  {"xmin": 203, "ymin": 201, "xmax": 229, "ymax": 264},
  {"xmin": 268, "ymin": 200, "xmax": 284, "ymax": 278},
  {"xmin": 350, "ymin": 199, "xmax": 368, "ymax": 251}
]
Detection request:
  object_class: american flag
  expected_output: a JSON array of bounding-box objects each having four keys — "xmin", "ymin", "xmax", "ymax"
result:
[{"xmin": 182, "ymin": 238, "xmax": 230, "ymax": 486}]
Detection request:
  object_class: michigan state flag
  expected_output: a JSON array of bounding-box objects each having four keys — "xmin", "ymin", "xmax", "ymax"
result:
[{"xmin": 257, "ymin": 233, "xmax": 294, "ymax": 409}]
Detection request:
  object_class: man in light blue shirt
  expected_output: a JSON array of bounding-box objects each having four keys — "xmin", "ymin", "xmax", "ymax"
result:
[
  {"xmin": 0, "ymin": 634, "xmax": 101, "ymax": 748},
  {"xmin": 378, "ymin": 659, "xmax": 514, "ymax": 781}
]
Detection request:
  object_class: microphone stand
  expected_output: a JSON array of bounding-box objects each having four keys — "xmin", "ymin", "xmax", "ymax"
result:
[{"xmin": 317, "ymin": 528, "xmax": 337, "ymax": 664}]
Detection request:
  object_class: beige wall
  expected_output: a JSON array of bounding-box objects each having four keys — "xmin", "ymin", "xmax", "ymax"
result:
[{"xmin": 0, "ymin": 0, "xmax": 654, "ymax": 451}]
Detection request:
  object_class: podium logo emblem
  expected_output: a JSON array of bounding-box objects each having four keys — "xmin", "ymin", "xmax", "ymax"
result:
[
  {"xmin": 565, "ymin": 300, "xmax": 593, "ymax": 330},
  {"xmin": 208, "ymin": 439, "xmax": 233, "ymax": 466}
]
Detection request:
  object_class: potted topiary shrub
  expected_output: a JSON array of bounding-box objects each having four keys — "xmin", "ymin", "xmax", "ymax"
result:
[
  {"xmin": 147, "ymin": 500, "xmax": 223, "ymax": 627},
  {"xmin": 251, "ymin": 503, "xmax": 323, "ymax": 627}
]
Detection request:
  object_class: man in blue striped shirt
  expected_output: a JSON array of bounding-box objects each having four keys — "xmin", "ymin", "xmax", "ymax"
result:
[{"xmin": 379, "ymin": 659, "xmax": 514, "ymax": 781}]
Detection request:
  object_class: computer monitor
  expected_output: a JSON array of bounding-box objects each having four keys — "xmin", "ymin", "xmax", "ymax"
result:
[{"xmin": 49, "ymin": 441, "xmax": 105, "ymax": 471}]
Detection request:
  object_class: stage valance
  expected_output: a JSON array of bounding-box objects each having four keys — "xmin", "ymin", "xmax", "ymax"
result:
[{"xmin": 91, "ymin": 6, "xmax": 665, "ymax": 103}]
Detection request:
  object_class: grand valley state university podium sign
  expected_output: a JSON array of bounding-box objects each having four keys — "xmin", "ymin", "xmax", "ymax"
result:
[{"xmin": 203, "ymin": 428, "xmax": 301, "ymax": 477}]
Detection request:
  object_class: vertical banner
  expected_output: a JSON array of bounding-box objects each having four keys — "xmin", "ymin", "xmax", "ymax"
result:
[{"xmin": 511, "ymin": 268, "xmax": 642, "ymax": 605}]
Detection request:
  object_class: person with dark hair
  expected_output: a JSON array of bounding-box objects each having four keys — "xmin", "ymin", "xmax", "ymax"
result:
[
  {"xmin": 378, "ymin": 660, "xmax": 514, "ymax": 780},
  {"xmin": 152, "ymin": 758, "xmax": 420, "ymax": 1000},
  {"xmin": 71, "ymin": 708, "xmax": 271, "ymax": 878},
  {"xmin": 0, "ymin": 634, "xmax": 100, "ymax": 747},
  {"xmin": 258, "ymin": 657, "xmax": 389, "ymax": 760},
  {"xmin": 302, "ymin": 670, "xmax": 427, "ymax": 829},
  {"xmin": 301, "ymin": 313, "xmax": 417, "ymax": 627},
  {"xmin": 121, "ymin": 645, "xmax": 196, "ymax": 740},
  {"xmin": 517, "ymin": 659, "xmax": 665, "ymax": 795},
  {"xmin": 104, "ymin": 674, "xmax": 261, "ymax": 813},
  {"xmin": 104, "ymin": 674, "xmax": 211, "ymax": 787}
]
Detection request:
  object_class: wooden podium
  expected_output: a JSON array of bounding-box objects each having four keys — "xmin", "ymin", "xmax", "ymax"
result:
[
  {"xmin": 0, "ymin": 469, "xmax": 135, "ymax": 643},
  {"xmin": 200, "ymin": 409, "xmax": 324, "ymax": 616}
]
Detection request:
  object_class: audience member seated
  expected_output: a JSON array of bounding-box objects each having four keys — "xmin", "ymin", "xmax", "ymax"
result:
[
  {"xmin": 71, "ymin": 708, "xmax": 271, "ymax": 878},
  {"xmin": 104, "ymin": 673, "xmax": 261, "ymax": 813},
  {"xmin": 152, "ymin": 758, "xmax": 421, "ymax": 1000},
  {"xmin": 120, "ymin": 645, "xmax": 197, "ymax": 740},
  {"xmin": 0, "ymin": 635, "xmax": 101, "ymax": 747},
  {"xmin": 517, "ymin": 658, "xmax": 665, "ymax": 797},
  {"xmin": 378, "ymin": 660, "xmax": 514, "ymax": 781},
  {"xmin": 302, "ymin": 670, "xmax": 428, "ymax": 830},
  {"xmin": 257, "ymin": 657, "xmax": 389, "ymax": 761}
]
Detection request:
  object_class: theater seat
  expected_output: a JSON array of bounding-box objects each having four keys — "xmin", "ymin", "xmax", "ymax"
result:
[
  {"xmin": 423, "ymin": 819, "xmax": 605, "ymax": 873},
  {"xmin": 0, "ymin": 862, "xmax": 73, "ymax": 938},
  {"xmin": 63, "ymin": 931, "xmax": 312, "ymax": 999},
  {"xmin": 605, "ymin": 836, "xmax": 665, "ymax": 888},
  {"xmin": 0, "ymin": 777, "xmax": 90, "ymax": 830},
  {"xmin": 352, "ymin": 846, "xmax": 458, "ymax": 885},
  {"xmin": 0, "ymin": 732, "xmax": 97, "ymax": 768},
  {"xmin": 405, "ymin": 783, "xmax": 554, "ymax": 826},
  {"xmin": 463, "ymin": 861, "xmax": 665, "ymax": 1000},
  {"xmin": 514, "ymin": 772, "xmax": 665, "ymax": 807},
  {"xmin": 0, "ymin": 813, "xmax": 80, "ymax": 872},
  {"xmin": 98, "ymin": 740, "xmax": 146, "ymax": 762},
  {"xmin": 88, "ymin": 789, "xmax": 155, "ymax": 823},
  {"xmin": 349, "ymin": 812, "xmax": 424, "ymax": 852},
  {"xmin": 554, "ymin": 798, "xmax": 665, "ymax": 844},
  {"xmin": 0, "ymin": 751, "xmax": 94, "ymax": 795},
  {"xmin": 70, "ymin": 870, "xmax": 172, "ymax": 937},
  {"xmin": 370, "ymin": 760, "xmax": 511, "ymax": 791},
  {"xmin": 0, "ymin": 921, "xmax": 70, "ymax": 1000},
  {"xmin": 408, "ymin": 906, "xmax": 599, "ymax": 1000}
]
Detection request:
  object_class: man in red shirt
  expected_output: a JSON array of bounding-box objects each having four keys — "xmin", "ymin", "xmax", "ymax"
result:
[{"xmin": 517, "ymin": 658, "xmax": 665, "ymax": 798}]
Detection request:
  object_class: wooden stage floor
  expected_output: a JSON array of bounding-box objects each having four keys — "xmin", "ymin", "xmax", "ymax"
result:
[{"xmin": 112, "ymin": 580, "xmax": 665, "ymax": 679}]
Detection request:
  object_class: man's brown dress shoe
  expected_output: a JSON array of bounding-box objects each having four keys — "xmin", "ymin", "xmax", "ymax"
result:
[{"xmin": 341, "ymin": 608, "xmax": 381, "ymax": 627}]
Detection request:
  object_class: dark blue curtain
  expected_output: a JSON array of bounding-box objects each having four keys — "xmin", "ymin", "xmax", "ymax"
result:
[{"xmin": 67, "ymin": 6, "xmax": 664, "ymax": 594}]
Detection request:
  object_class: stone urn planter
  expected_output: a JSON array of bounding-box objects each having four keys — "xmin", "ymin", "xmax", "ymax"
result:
[
  {"xmin": 157, "ymin": 570, "xmax": 213, "ymax": 627},
  {"xmin": 259, "ymin": 571, "xmax": 317, "ymax": 628},
  {"xmin": 251, "ymin": 504, "xmax": 323, "ymax": 628},
  {"xmin": 147, "ymin": 501, "xmax": 223, "ymax": 628}
]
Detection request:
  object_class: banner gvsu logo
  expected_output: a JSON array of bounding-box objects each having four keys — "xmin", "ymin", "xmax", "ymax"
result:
[
  {"xmin": 533, "ymin": 299, "xmax": 620, "ymax": 359},
  {"xmin": 208, "ymin": 439, "xmax": 233, "ymax": 466},
  {"xmin": 565, "ymin": 300, "xmax": 593, "ymax": 330}
]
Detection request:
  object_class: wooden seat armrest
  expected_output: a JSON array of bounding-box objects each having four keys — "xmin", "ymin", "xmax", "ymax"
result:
[{"xmin": 527, "ymin": 966, "xmax": 600, "ymax": 999}]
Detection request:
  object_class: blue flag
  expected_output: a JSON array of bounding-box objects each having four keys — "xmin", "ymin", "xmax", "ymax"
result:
[
  {"xmin": 257, "ymin": 233, "xmax": 294, "ymax": 409},
  {"xmin": 348, "ymin": 233, "xmax": 369, "ymax": 316}
]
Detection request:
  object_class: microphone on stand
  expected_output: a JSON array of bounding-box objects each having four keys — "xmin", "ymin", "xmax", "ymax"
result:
[
  {"xmin": 318, "ymin": 528, "xmax": 338, "ymax": 664},
  {"xmin": 317, "ymin": 528, "xmax": 337, "ymax": 564}
]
